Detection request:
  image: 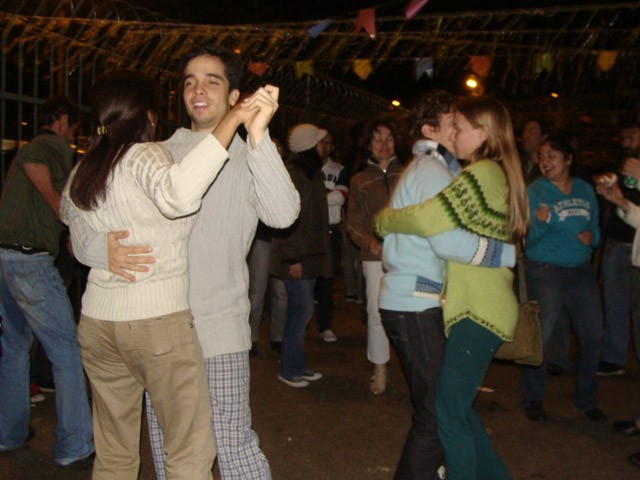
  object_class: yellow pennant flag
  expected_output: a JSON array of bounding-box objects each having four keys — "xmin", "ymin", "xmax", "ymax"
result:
[
  {"xmin": 353, "ymin": 59, "xmax": 373, "ymax": 79},
  {"xmin": 596, "ymin": 51, "xmax": 617, "ymax": 72},
  {"xmin": 295, "ymin": 61, "xmax": 314, "ymax": 78}
]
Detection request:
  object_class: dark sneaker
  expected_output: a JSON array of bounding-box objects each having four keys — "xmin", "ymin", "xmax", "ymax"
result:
[
  {"xmin": 597, "ymin": 361, "xmax": 625, "ymax": 376},
  {"xmin": 629, "ymin": 452, "xmax": 640, "ymax": 468},
  {"xmin": 250, "ymin": 342, "xmax": 258, "ymax": 357},
  {"xmin": 578, "ymin": 407, "xmax": 606, "ymax": 421},
  {"xmin": 301, "ymin": 369, "xmax": 322, "ymax": 381},
  {"xmin": 525, "ymin": 401, "xmax": 547, "ymax": 422},
  {"xmin": 613, "ymin": 420, "xmax": 640, "ymax": 436},
  {"xmin": 277, "ymin": 374, "xmax": 309, "ymax": 388},
  {"xmin": 270, "ymin": 341, "xmax": 281, "ymax": 354},
  {"xmin": 58, "ymin": 452, "xmax": 95, "ymax": 470}
]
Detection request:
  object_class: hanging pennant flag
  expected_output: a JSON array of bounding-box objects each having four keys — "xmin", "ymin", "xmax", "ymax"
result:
[
  {"xmin": 596, "ymin": 50, "xmax": 617, "ymax": 72},
  {"xmin": 354, "ymin": 8, "xmax": 376, "ymax": 39},
  {"xmin": 248, "ymin": 62, "xmax": 269, "ymax": 77},
  {"xmin": 415, "ymin": 57, "xmax": 434, "ymax": 79},
  {"xmin": 404, "ymin": 0, "xmax": 430, "ymax": 20},
  {"xmin": 353, "ymin": 59, "xmax": 373, "ymax": 80},
  {"xmin": 295, "ymin": 61, "xmax": 314, "ymax": 78},
  {"xmin": 308, "ymin": 19, "xmax": 332, "ymax": 38},
  {"xmin": 469, "ymin": 56, "xmax": 491, "ymax": 78},
  {"xmin": 534, "ymin": 53, "xmax": 554, "ymax": 75}
]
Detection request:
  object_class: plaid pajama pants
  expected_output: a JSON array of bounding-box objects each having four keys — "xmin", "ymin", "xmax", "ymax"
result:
[{"xmin": 146, "ymin": 351, "xmax": 271, "ymax": 479}]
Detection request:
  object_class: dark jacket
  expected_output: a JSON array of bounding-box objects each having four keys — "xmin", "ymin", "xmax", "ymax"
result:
[{"xmin": 270, "ymin": 166, "xmax": 331, "ymax": 279}]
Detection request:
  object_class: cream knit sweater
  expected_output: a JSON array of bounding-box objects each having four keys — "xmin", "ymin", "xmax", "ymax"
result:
[
  {"xmin": 61, "ymin": 134, "xmax": 228, "ymax": 321},
  {"xmin": 63, "ymin": 130, "xmax": 300, "ymax": 356}
]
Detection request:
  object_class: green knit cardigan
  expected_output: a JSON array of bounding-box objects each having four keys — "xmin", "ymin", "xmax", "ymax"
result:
[{"xmin": 376, "ymin": 160, "xmax": 518, "ymax": 340}]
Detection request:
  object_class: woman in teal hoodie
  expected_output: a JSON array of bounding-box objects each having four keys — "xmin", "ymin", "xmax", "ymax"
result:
[{"xmin": 521, "ymin": 134, "xmax": 604, "ymax": 423}]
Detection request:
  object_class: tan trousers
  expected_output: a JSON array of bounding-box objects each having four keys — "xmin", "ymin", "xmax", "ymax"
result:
[{"xmin": 78, "ymin": 311, "xmax": 215, "ymax": 480}]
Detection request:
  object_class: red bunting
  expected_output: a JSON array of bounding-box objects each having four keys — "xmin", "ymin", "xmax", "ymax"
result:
[
  {"xmin": 404, "ymin": 0, "xmax": 430, "ymax": 20},
  {"xmin": 354, "ymin": 8, "xmax": 376, "ymax": 39},
  {"xmin": 469, "ymin": 56, "xmax": 491, "ymax": 78},
  {"xmin": 248, "ymin": 62, "xmax": 269, "ymax": 76}
]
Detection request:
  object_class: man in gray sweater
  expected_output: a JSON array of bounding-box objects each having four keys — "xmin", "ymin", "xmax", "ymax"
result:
[{"xmin": 68, "ymin": 47, "xmax": 300, "ymax": 479}]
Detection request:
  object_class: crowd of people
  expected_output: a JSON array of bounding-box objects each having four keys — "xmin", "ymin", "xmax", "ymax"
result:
[{"xmin": 0, "ymin": 42, "xmax": 639, "ymax": 479}]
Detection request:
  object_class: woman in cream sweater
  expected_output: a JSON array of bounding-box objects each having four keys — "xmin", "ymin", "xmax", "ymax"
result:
[{"xmin": 61, "ymin": 70, "xmax": 251, "ymax": 480}]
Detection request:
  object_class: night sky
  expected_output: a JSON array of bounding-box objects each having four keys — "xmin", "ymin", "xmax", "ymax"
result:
[{"xmin": 127, "ymin": 0, "xmax": 607, "ymax": 25}]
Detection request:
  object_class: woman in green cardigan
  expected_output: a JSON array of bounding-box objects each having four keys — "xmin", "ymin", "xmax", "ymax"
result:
[{"xmin": 376, "ymin": 96, "xmax": 529, "ymax": 480}]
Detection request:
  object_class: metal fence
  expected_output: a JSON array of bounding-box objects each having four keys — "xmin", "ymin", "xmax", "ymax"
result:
[{"xmin": 0, "ymin": 0, "xmax": 397, "ymax": 184}]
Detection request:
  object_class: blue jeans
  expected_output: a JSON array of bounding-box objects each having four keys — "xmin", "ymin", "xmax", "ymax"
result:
[
  {"xmin": 269, "ymin": 277, "xmax": 287, "ymax": 343},
  {"xmin": 521, "ymin": 260, "xmax": 603, "ymax": 411},
  {"xmin": 545, "ymin": 310, "xmax": 573, "ymax": 371},
  {"xmin": 600, "ymin": 239, "xmax": 640, "ymax": 365},
  {"xmin": 279, "ymin": 278, "xmax": 316, "ymax": 378},
  {"xmin": 436, "ymin": 319, "xmax": 509, "ymax": 480},
  {"xmin": 0, "ymin": 249, "xmax": 93, "ymax": 464},
  {"xmin": 381, "ymin": 308, "xmax": 445, "ymax": 480}
]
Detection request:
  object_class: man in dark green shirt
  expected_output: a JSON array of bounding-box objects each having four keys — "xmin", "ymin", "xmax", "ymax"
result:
[{"xmin": 0, "ymin": 97, "xmax": 94, "ymax": 468}]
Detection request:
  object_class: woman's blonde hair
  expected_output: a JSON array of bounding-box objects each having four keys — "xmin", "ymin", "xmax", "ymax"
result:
[{"xmin": 456, "ymin": 96, "xmax": 530, "ymax": 241}]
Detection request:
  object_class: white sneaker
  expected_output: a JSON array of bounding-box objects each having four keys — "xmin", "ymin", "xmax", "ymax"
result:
[
  {"xmin": 301, "ymin": 369, "xmax": 323, "ymax": 381},
  {"xmin": 277, "ymin": 374, "xmax": 310, "ymax": 388},
  {"xmin": 320, "ymin": 329, "xmax": 337, "ymax": 342}
]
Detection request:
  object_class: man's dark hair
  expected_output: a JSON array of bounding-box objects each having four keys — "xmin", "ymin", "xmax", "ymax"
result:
[
  {"xmin": 521, "ymin": 117, "xmax": 552, "ymax": 137},
  {"xmin": 410, "ymin": 90, "xmax": 456, "ymax": 139},
  {"xmin": 180, "ymin": 45, "xmax": 245, "ymax": 92},
  {"xmin": 39, "ymin": 96, "xmax": 79, "ymax": 128}
]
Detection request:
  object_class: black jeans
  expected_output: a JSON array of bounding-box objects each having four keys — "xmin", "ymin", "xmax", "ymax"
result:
[
  {"xmin": 315, "ymin": 276, "xmax": 334, "ymax": 333},
  {"xmin": 381, "ymin": 307, "xmax": 446, "ymax": 480}
]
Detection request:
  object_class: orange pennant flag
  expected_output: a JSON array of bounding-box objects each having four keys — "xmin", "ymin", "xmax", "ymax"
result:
[{"xmin": 596, "ymin": 51, "xmax": 617, "ymax": 72}]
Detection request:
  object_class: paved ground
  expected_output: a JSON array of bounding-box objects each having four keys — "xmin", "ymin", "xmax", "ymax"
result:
[{"xmin": 1, "ymin": 286, "xmax": 640, "ymax": 479}]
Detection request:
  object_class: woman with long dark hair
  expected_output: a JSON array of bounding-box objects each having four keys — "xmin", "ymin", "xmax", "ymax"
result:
[
  {"xmin": 377, "ymin": 96, "xmax": 529, "ymax": 479},
  {"xmin": 521, "ymin": 134, "xmax": 604, "ymax": 423},
  {"xmin": 61, "ymin": 70, "xmax": 249, "ymax": 479}
]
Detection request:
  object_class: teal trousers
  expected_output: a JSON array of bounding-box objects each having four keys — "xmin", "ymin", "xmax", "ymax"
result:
[{"xmin": 436, "ymin": 318, "xmax": 511, "ymax": 480}]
